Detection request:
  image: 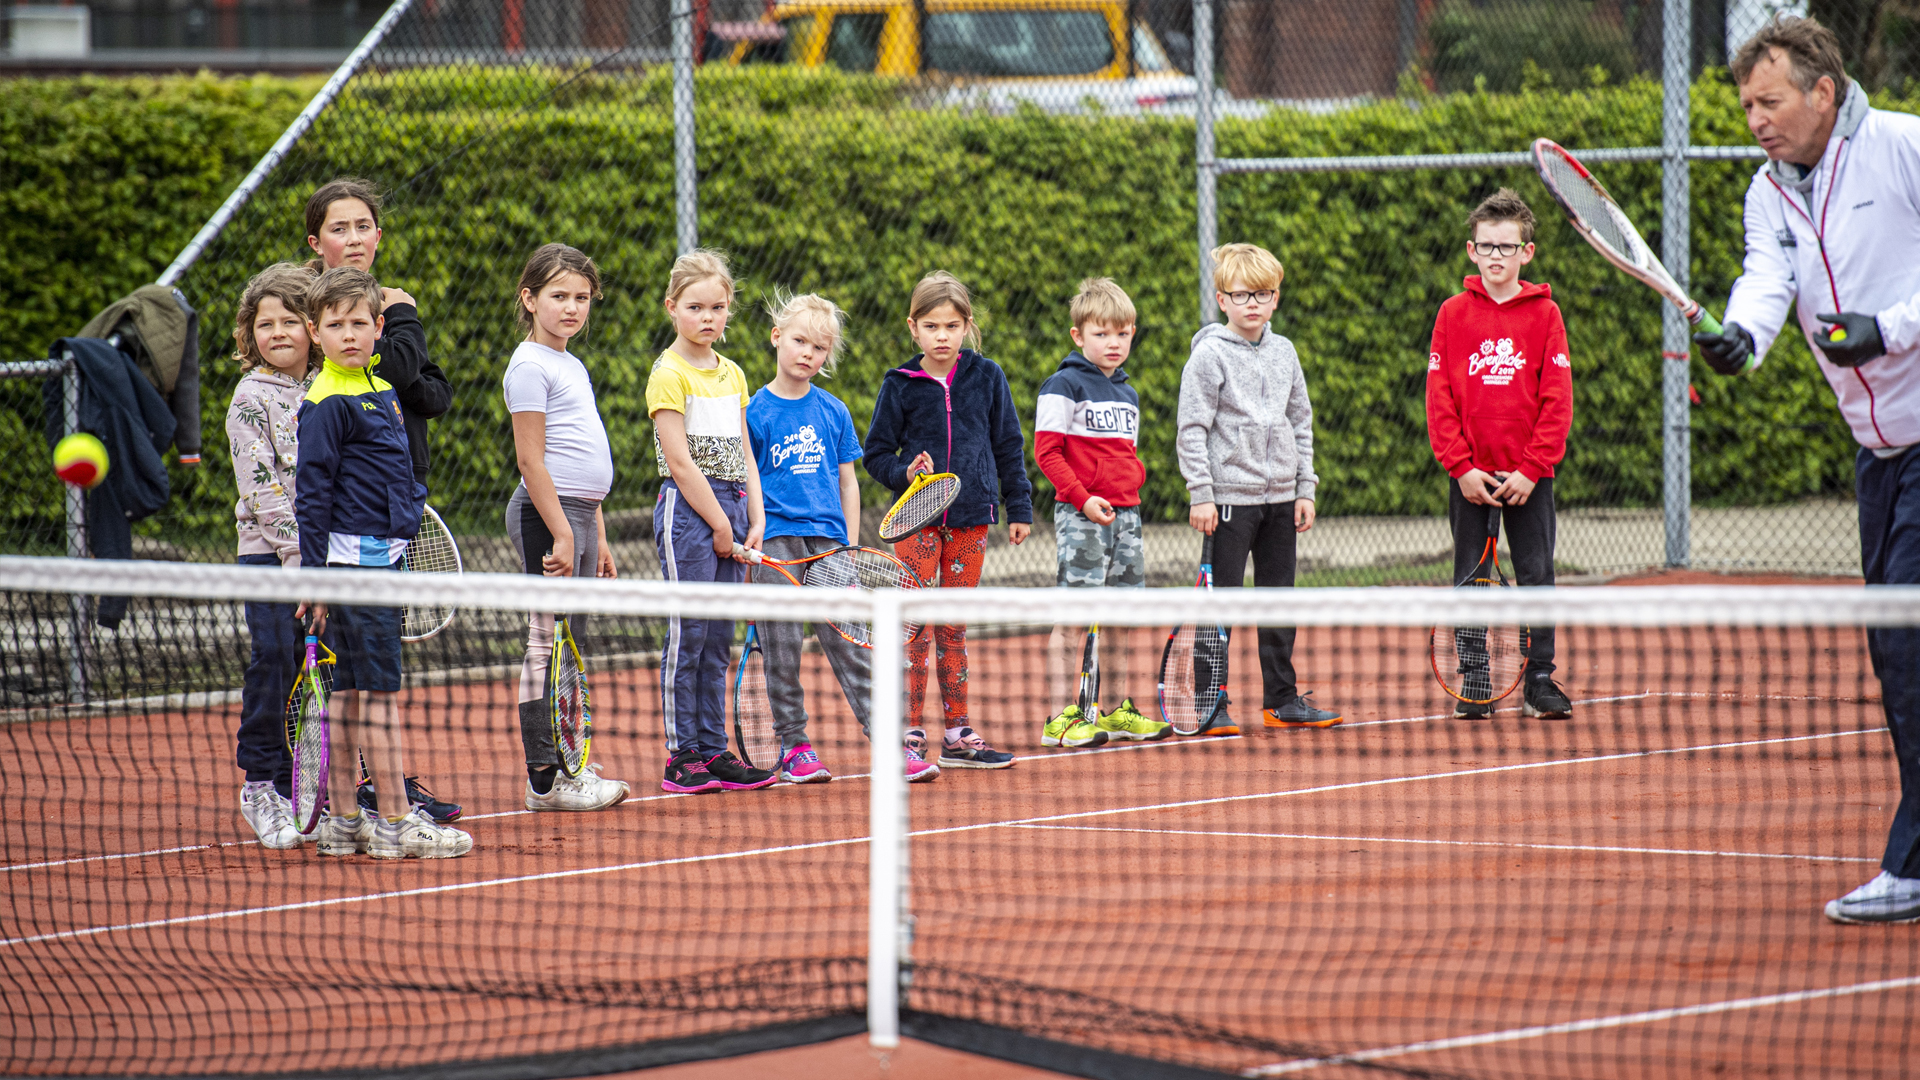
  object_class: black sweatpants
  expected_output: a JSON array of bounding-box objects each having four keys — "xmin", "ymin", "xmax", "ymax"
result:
[
  {"xmin": 1213, "ymin": 501, "xmax": 1299, "ymax": 709},
  {"xmin": 1448, "ymin": 478, "xmax": 1557, "ymax": 675}
]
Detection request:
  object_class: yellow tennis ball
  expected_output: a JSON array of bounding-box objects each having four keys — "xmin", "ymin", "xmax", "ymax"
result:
[
  {"xmin": 1830, "ymin": 327, "xmax": 1848, "ymax": 343},
  {"xmin": 53, "ymin": 433, "xmax": 109, "ymax": 489}
]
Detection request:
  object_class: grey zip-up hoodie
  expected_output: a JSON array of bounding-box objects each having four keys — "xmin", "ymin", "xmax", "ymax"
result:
[{"xmin": 1176, "ymin": 321, "xmax": 1318, "ymax": 506}]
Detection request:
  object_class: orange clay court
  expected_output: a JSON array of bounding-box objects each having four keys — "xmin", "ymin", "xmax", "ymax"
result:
[{"xmin": 2, "ymin": 599, "xmax": 1916, "ymax": 1079}]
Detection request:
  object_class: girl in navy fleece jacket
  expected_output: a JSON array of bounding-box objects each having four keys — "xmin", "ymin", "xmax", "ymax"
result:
[{"xmin": 863, "ymin": 272, "xmax": 1032, "ymax": 769}]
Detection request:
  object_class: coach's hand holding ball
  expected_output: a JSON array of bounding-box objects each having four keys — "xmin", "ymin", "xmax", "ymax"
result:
[
  {"xmin": 1815, "ymin": 311, "xmax": 1886, "ymax": 367},
  {"xmin": 1693, "ymin": 322, "xmax": 1756, "ymax": 376},
  {"xmin": 53, "ymin": 433, "xmax": 109, "ymax": 489}
]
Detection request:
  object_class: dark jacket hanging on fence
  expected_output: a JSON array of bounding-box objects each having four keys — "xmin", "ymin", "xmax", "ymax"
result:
[
  {"xmin": 79, "ymin": 285, "xmax": 203, "ymax": 464},
  {"xmin": 42, "ymin": 338, "xmax": 177, "ymax": 629}
]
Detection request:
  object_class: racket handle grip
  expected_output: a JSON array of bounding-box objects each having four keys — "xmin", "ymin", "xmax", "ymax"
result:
[
  {"xmin": 1686, "ymin": 305, "xmax": 1723, "ymax": 336},
  {"xmin": 744, "ymin": 548, "xmax": 764, "ymax": 564}
]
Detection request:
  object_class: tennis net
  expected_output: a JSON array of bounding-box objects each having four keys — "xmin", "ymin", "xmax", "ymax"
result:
[{"xmin": 2, "ymin": 557, "xmax": 1916, "ymax": 1079}]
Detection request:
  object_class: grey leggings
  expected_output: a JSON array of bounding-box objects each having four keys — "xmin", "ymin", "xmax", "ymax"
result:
[
  {"xmin": 752, "ymin": 534, "xmax": 873, "ymax": 747},
  {"xmin": 506, "ymin": 483, "xmax": 601, "ymax": 766}
]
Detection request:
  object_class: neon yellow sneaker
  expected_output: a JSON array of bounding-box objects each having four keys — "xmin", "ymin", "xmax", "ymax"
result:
[
  {"xmin": 1096, "ymin": 698, "xmax": 1172, "ymax": 742},
  {"xmin": 1042, "ymin": 704, "xmax": 1109, "ymax": 749}
]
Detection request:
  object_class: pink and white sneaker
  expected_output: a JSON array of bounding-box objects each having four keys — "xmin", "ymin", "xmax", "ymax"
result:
[
  {"xmin": 777, "ymin": 742, "xmax": 832, "ymax": 784},
  {"xmin": 903, "ymin": 727, "xmax": 940, "ymax": 783}
]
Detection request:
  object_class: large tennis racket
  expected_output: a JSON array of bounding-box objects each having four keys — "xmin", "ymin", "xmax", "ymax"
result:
[
  {"xmin": 1533, "ymin": 139, "xmax": 1726, "ymax": 337},
  {"xmin": 1430, "ymin": 504, "xmax": 1530, "ymax": 706},
  {"xmin": 878, "ymin": 471, "xmax": 962, "ymax": 542},
  {"xmin": 744, "ymin": 544, "xmax": 926, "ymax": 648},
  {"xmin": 731, "ymin": 623, "xmax": 779, "ymax": 772},
  {"xmin": 551, "ymin": 613, "xmax": 592, "ymax": 777},
  {"xmin": 1077, "ymin": 623, "xmax": 1101, "ymax": 720},
  {"xmin": 1157, "ymin": 536, "xmax": 1233, "ymax": 736},
  {"xmin": 284, "ymin": 627, "xmax": 335, "ymax": 834},
  {"xmin": 401, "ymin": 505, "xmax": 462, "ymax": 642}
]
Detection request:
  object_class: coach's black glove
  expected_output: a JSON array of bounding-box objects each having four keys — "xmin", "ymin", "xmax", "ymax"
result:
[
  {"xmin": 1693, "ymin": 322, "xmax": 1755, "ymax": 376},
  {"xmin": 1814, "ymin": 311, "xmax": 1886, "ymax": 367}
]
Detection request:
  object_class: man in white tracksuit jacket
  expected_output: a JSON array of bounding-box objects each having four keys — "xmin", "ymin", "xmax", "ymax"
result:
[{"xmin": 1696, "ymin": 16, "xmax": 1920, "ymax": 924}]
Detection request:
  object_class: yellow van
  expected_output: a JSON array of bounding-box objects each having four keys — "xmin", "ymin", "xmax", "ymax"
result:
[{"xmin": 709, "ymin": 0, "xmax": 1192, "ymax": 102}]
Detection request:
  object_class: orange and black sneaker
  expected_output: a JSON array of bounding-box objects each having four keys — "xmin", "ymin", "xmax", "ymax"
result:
[
  {"xmin": 1263, "ymin": 693, "xmax": 1343, "ymax": 728},
  {"xmin": 1194, "ymin": 692, "xmax": 1239, "ymax": 737}
]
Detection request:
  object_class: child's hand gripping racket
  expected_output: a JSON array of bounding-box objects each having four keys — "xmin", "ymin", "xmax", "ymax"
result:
[
  {"xmin": 550, "ymin": 613, "xmax": 592, "ymax": 777},
  {"xmin": 1429, "ymin": 503, "xmax": 1530, "ymax": 707},
  {"xmin": 744, "ymin": 544, "xmax": 927, "ymax": 648},
  {"xmin": 283, "ymin": 621, "xmax": 336, "ymax": 835},
  {"xmin": 1157, "ymin": 535, "xmax": 1233, "ymax": 736}
]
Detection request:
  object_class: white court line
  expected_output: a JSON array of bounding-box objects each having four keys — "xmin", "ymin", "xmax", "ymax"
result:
[
  {"xmin": 1010, "ymin": 825, "xmax": 1879, "ymax": 864},
  {"xmin": 0, "ymin": 725, "xmax": 1884, "ymax": 950},
  {"xmin": 1243, "ymin": 975, "xmax": 1920, "ymax": 1076}
]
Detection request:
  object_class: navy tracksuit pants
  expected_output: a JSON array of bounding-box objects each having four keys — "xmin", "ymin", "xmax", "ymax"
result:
[
  {"xmin": 236, "ymin": 553, "xmax": 298, "ymax": 797},
  {"xmin": 656, "ymin": 478, "xmax": 748, "ymax": 760},
  {"xmin": 1859, "ymin": 446, "xmax": 1920, "ymax": 878}
]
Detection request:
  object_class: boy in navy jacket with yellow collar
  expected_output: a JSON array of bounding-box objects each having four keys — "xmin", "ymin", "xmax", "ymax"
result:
[{"xmin": 294, "ymin": 267, "xmax": 470, "ymax": 861}]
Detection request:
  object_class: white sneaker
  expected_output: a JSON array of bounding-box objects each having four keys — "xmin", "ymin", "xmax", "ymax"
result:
[
  {"xmin": 316, "ymin": 812, "xmax": 373, "ymax": 857},
  {"xmin": 370, "ymin": 808, "xmax": 473, "ymax": 860},
  {"xmin": 240, "ymin": 782, "xmax": 303, "ymax": 850},
  {"xmin": 1825, "ymin": 870, "xmax": 1920, "ymax": 924},
  {"xmin": 525, "ymin": 763, "xmax": 631, "ymax": 812}
]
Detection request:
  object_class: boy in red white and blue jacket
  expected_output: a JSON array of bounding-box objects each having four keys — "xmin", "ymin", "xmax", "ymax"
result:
[
  {"xmin": 1426, "ymin": 188, "xmax": 1574, "ymax": 720},
  {"xmin": 1034, "ymin": 278, "xmax": 1171, "ymax": 747}
]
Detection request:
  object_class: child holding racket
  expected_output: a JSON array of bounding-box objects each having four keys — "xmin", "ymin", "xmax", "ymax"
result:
[
  {"xmin": 229, "ymin": 262, "xmax": 322, "ymax": 849},
  {"xmin": 647, "ymin": 249, "xmax": 776, "ymax": 794},
  {"xmin": 1425, "ymin": 189, "xmax": 1573, "ymax": 720},
  {"xmin": 1037, "ymin": 278, "xmax": 1170, "ymax": 748},
  {"xmin": 294, "ymin": 267, "xmax": 472, "ymax": 859},
  {"xmin": 302, "ymin": 177, "xmax": 461, "ymax": 825},
  {"xmin": 504, "ymin": 243, "xmax": 632, "ymax": 811},
  {"xmin": 745, "ymin": 292, "xmax": 939, "ymax": 783},
  {"xmin": 1179, "ymin": 243, "xmax": 1340, "ymax": 731},
  {"xmin": 864, "ymin": 271, "xmax": 1032, "ymax": 769}
]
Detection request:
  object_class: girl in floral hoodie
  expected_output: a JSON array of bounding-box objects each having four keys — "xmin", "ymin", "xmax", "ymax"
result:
[{"xmin": 227, "ymin": 262, "xmax": 321, "ymax": 851}]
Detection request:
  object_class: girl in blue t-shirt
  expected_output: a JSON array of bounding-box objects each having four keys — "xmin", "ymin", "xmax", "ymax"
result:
[{"xmin": 746, "ymin": 292, "xmax": 939, "ymax": 783}]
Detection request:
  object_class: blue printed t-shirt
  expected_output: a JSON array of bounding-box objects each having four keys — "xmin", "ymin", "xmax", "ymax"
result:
[{"xmin": 747, "ymin": 385, "xmax": 862, "ymax": 541}]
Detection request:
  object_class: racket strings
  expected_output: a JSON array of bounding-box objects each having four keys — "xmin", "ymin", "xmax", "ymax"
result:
[
  {"xmin": 1541, "ymin": 155, "xmax": 1638, "ymax": 260},
  {"xmin": 1431, "ymin": 579, "xmax": 1528, "ymax": 703},
  {"xmin": 734, "ymin": 650, "xmax": 778, "ymax": 771},
  {"xmin": 802, "ymin": 549, "xmax": 925, "ymax": 646},
  {"xmin": 880, "ymin": 475, "xmax": 960, "ymax": 539},
  {"xmin": 551, "ymin": 632, "xmax": 590, "ymax": 773}
]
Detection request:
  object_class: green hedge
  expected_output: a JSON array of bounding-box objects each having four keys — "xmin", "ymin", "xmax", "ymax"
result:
[{"xmin": 0, "ymin": 66, "xmax": 1872, "ymax": 555}]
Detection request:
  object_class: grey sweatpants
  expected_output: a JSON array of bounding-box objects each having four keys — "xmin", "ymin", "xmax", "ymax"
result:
[
  {"xmin": 752, "ymin": 534, "xmax": 873, "ymax": 748},
  {"xmin": 506, "ymin": 482, "xmax": 602, "ymax": 767}
]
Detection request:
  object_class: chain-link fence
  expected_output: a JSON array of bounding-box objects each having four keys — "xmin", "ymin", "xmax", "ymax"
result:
[{"xmin": 9, "ymin": 0, "xmax": 1906, "ymax": 583}]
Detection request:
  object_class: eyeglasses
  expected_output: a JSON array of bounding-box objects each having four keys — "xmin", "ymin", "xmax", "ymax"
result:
[
  {"xmin": 1471, "ymin": 242, "xmax": 1525, "ymax": 257},
  {"xmin": 1220, "ymin": 289, "xmax": 1277, "ymax": 305}
]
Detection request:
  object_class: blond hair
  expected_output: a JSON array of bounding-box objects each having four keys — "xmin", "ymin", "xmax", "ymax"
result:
[
  {"xmin": 1069, "ymin": 277, "xmax": 1136, "ymax": 331},
  {"xmin": 664, "ymin": 248, "xmax": 735, "ymax": 304},
  {"xmin": 306, "ymin": 266, "xmax": 383, "ymax": 324},
  {"xmin": 767, "ymin": 290, "xmax": 848, "ymax": 374},
  {"xmin": 1210, "ymin": 243, "xmax": 1284, "ymax": 293},
  {"xmin": 233, "ymin": 263, "xmax": 322, "ymax": 375},
  {"xmin": 907, "ymin": 270, "xmax": 982, "ymax": 350}
]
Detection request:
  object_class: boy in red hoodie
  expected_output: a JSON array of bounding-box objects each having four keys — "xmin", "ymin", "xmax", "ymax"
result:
[{"xmin": 1426, "ymin": 188, "xmax": 1574, "ymax": 720}]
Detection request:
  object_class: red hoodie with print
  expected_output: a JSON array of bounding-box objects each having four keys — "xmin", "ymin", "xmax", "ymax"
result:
[{"xmin": 1426, "ymin": 275, "xmax": 1573, "ymax": 481}]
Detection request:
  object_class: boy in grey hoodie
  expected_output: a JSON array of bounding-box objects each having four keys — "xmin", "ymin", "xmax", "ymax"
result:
[{"xmin": 1177, "ymin": 243, "xmax": 1341, "ymax": 730}]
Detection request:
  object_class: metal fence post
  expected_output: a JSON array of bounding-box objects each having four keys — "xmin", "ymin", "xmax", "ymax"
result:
[
  {"xmin": 1194, "ymin": 0, "xmax": 1217, "ymax": 328},
  {"xmin": 672, "ymin": 0, "xmax": 699, "ymax": 256},
  {"xmin": 1661, "ymin": 0, "xmax": 1692, "ymax": 568},
  {"xmin": 61, "ymin": 351, "xmax": 89, "ymax": 704}
]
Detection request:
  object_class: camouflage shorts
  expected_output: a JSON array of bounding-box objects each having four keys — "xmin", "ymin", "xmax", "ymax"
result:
[{"xmin": 1054, "ymin": 504, "xmax": 1146, "ymax": 588}]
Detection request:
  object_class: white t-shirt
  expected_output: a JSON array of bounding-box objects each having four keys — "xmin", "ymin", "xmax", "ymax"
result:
[{"xmin": 502, "ymin": 341, "xmax": 614, "ymax": 499}]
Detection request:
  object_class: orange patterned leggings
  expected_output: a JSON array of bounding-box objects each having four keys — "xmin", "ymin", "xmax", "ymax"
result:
[{"xmin": 894, "ymin": 525, "xmax": 988, "ymax": 726}]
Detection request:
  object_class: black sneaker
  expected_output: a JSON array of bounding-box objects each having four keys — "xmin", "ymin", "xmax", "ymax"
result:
[
  {"xmin": 356, "ymin": 775, "xmax": 463, "ymax": 823},
  {"xmin": 705, "ymin": 750, "xmax": 777, "ymax": 790},
  {"xmin": 662, "ymin": 750, "xmax": 723, "ymax": 794},
  {"xmin": 1522, "ymin": 676, "xmax": 1573, "ymax": 719}
]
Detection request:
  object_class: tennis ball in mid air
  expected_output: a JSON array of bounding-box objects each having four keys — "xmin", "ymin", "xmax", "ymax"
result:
[
  {"xmin": 1829, "ymin": 327, "xmax": 1849, "ymax": 343},
  {"xmin": 53, "ymin": 433, "xmax": 109, "ymax": 489}
]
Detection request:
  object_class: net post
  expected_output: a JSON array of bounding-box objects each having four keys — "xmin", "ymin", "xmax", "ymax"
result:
[
  {"xmin": 672, "ymin": 0, "xmax": 699, "ymax": 256},
  {"xmin": 62, "ymin": 349, "xmax": 88, "ymax": 704},
  {"xmin": 1193, "ymin": 0, "xmax": 1217, "ymax": 328},
  {"xmin": 1660, "ymin": 0, "xmax": 1692, "ymax": 568},
  {"xmin": 154, "ymin": 0, "xmax": 418, "ymax": 288},
  {"xmin": 867, "ymin": 591, "xmax": 906, "ymax": 1049}
]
